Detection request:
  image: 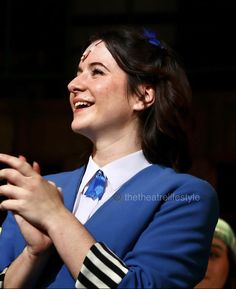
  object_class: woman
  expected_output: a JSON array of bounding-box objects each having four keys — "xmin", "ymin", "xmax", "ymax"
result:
[
  {"xmin": 0, "ymin": 26, "xmax": 218, "ymax": 288},
  {"xmin": 195, "ymin": 218, "xmax": 236, "ymax": 289}
]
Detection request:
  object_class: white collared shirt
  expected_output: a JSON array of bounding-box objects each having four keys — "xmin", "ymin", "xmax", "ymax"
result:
[{"xmin": 73, "ymin": 150, "xmax": 151, "ymax": 224}]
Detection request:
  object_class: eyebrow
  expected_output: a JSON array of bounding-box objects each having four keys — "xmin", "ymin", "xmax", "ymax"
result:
[
  {"xmin": 77, "ymin": 62, "xmax": 111, "ymax": 73},
  {"xmin": 211, "ymin": 243, "xmax": 225, "ymax": 252}
]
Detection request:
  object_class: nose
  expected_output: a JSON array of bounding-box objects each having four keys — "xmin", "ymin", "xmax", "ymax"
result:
[
  {"xmin": 68, "ymin": 76, "xmax": 80, "ymax": 93},
  {"xmin": 67, "ymin": 74, "xmax": 87, "ymax": 93}
]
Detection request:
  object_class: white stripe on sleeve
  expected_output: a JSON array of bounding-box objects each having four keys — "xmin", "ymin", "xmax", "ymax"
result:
[
  {"xmin": 0, "ymin": 267, "xmax": 8, "ymax": 289},
  {"xmin": 76, "ymin": 242, "xmax": 128, "ymax": 288}
]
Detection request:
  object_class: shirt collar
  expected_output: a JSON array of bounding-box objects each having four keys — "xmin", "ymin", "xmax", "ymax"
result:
[
  {"xmin": 80, "ymin": 150, "xmax": 151, "ymax": 193},
  {"xmin": 79, "ymin": 158, "xmax": 100, "ymax": 192}
]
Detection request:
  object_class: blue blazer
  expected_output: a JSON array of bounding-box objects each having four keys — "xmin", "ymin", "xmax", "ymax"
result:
[{"xmin": 0, "ymin": 164, "xmax": 219, "ymax": 288}]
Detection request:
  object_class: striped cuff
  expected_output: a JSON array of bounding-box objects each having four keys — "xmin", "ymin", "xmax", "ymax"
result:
[
  {"xmin": 76, "ymin": 242, "xmax": 128, "ymax": 288},
  {"xmin": 0, "ymin": 267, "xmax": 8, "ymax": 288}
]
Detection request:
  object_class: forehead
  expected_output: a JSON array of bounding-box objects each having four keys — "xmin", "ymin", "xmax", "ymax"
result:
[
  {"xmin": 80, "ymin": 40, "xmax": 117, "ymax": 68},
  {"xmin": 212, "ymin": 237, "xmax": 228, "ymax": 252}
]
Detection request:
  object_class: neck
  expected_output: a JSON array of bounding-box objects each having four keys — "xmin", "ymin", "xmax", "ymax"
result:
[{"xmin": 92, "ymin": 130, "xmax": 141, "ymax": 167}]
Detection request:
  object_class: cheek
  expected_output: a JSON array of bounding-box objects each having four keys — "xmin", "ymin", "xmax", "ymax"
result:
[
  {"xmin": 69, "ymin": 93, "xmax": 74, "ymax": 109},
  {"xmin": 209, "ymin": 258, "xmax": 229, "ymax": 282},
  {"xmin": 92, "ymin": 82, "xmax": 110, "ymax": 102},
  {"xmin": 219, "ymin": 259, "xmax": 229, "ymax": 280},
  {"xmin": 96, "ymin": 82, "xmax": 128, "ymax": 106}
]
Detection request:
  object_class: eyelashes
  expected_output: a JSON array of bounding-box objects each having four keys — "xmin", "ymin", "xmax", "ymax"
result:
[
  {"xmin": 91, "ymin": 68, "xmax": 105, "ymax": 76},
  {"xmin": 75, "ymin": 66, "xmax": 106, "ymax": 78}
]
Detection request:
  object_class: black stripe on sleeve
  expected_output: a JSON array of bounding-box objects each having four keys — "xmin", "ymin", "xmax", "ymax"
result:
[
  {"xmin": 83, "ymin": 256, "xmax": 118, "ymax": 288},
  {"xmin": 77, "ymin": 271, "xmax": 99, "ymax": 289},
  {"xmin": 98, "ymin": 242, "xmax": 128, "ymax": 268},
  {"xmin": 0, "ymin": 268, "xmax": 7, "ymax": 282},
  {"xmin": 90, "ymin": 245, "xmax": 126, "ymax": 278}
]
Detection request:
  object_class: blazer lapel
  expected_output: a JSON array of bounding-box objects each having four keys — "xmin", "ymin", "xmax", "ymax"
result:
[
  {"xmin": 46, "ymin": 166, "xmax": 85, "ymax": 212},
  {"xmin": 63, "ymin": 167, "xmax": 85, "ymax": 211},
  {"xmin": 84, "ymin": 164, "xmax": 168, "ymax": 255},
  {"xmin": 85, "ymin": 164, "xmax": 164, "ymax": 221}
]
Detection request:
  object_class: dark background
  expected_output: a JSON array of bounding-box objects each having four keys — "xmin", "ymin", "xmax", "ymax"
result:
[{"xmin": 0, "ymin": 0, "xmax": 235, "ymax": 229}]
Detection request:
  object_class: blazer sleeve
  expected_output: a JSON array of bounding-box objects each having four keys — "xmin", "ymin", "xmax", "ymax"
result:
[
  {"xmin": 0, "ymin": 212, "xmax": 21, "ymax": 268},
  {"xmin": 76, "ymin": 178, "xmax": 219, "ymax": 288},
  {"xmin": 0, "ymin": 211, "xmax": 24, "ymax": 288}
]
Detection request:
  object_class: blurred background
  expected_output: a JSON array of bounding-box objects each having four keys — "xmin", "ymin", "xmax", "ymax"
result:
[{"xmin": 0, "ymin": 0, "xmax": 235, "ymax": 229}]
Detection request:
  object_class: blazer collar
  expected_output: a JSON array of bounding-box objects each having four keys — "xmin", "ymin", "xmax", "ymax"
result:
[
  {"xmin": 84, "ymin": 164, "xmax": 167, "ymax": 227},
  {"xmin": 60, "ymin": 166, "xmax": 86, "ymax": 211}
]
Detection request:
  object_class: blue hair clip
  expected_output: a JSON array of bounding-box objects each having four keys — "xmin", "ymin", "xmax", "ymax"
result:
[{"xmin": 143, "ymin": 28, "xmax": 162, "ymax": 47}]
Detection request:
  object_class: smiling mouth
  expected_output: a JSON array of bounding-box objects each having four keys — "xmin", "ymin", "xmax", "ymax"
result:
[{"xmin": 74, "ymin": 101, "xmax": 93, "ymax": 110}]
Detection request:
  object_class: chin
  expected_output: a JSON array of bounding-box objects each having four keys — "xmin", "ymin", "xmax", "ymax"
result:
[
  {"xmin": 71, "ymin": 120, "xmax": 85, "ymax": 132},
  {"xmin": 71, "ymin": 122, "xmax": 90, "ymax": 138},
  {"xmin": 195, "ymin": 280, "xmax": 210, "ymax": 288}
]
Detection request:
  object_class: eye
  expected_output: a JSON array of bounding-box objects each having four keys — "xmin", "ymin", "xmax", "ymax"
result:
[
  {"xmin": 91, "ymin": 68, "xmax": 105, "ymax": 76},
  {"xmin": 76, "ymin": 67, "xmax": 82, "ymax": 77},
  {"xmin": 209, "ymin": 251, "xmax": 220, "ymax": 260}
]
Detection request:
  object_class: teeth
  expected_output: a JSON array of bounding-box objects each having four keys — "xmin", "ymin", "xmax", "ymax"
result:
[{"xmin": 75, "ymin": 101, "xmax": 92, "ymax": 109}]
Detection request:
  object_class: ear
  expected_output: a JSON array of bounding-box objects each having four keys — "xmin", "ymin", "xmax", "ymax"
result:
[{"xmin": 132, "ymin": 85, "xmax": 156, "ymax": 111}]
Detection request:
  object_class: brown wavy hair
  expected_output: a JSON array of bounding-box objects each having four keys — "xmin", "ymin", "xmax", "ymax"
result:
[{"xmin": 85, "ymin": 26, "xmax": 194, "ymax": 172}]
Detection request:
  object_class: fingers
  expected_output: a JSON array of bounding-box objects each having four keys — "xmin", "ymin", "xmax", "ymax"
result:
[
  {"xmin": 0, "ymin": 154, "xmax": 42, "ymax": 187},
  {"xmin": 0, "ymin": 198, "xmax": 19, "ymax": 211},
  {"xmin": 48, "ymin": 181, "xmax": 63, "ymax": 197},
  {"xmin": 19, "ymin": 155, "xmax": 41, "ymax": 174},
  {"xmin": 0, "ymin": 168, "xmax": 26, "ymax": 186},
  {"xmin": 33, "ymin": 161, "xmax": 41, "ymax": 174},
  {"xmin": 0, "ymin": 153, "xmax": 38, "ymax": 177},
  {"xmin": 0, "ymin": 184, "xmax": 25, "ymax": 208},
  {"xmin": 18, "ymin": 155, "xmax": 27, "ymax": 161}
]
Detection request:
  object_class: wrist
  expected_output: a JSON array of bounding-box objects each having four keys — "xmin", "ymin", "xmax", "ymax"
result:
[
  {"xmin": 25, "ymin": 244, "xmax": 52, "ymax": 259},
  {"xmin": 45, "ymin": 207, "xmax": 72, "ymax": 238}
]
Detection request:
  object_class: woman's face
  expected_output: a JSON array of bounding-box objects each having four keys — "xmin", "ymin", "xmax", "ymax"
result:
[
  {"xmin": 195, "ymin": 238, "xmax": 229, "ymax": 288},
  {"xmin": 68, "ymin": 40, "xmax": 141, "ymax": 142}
]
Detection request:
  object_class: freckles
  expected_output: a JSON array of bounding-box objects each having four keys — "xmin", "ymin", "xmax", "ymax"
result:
[
  {"xmin": 96, "ymin": 83, "xmax": 107, "ymax": 91},
  {"xmin": 95, "ymin": 84, "xmax": 110, "ymax": 99}
]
